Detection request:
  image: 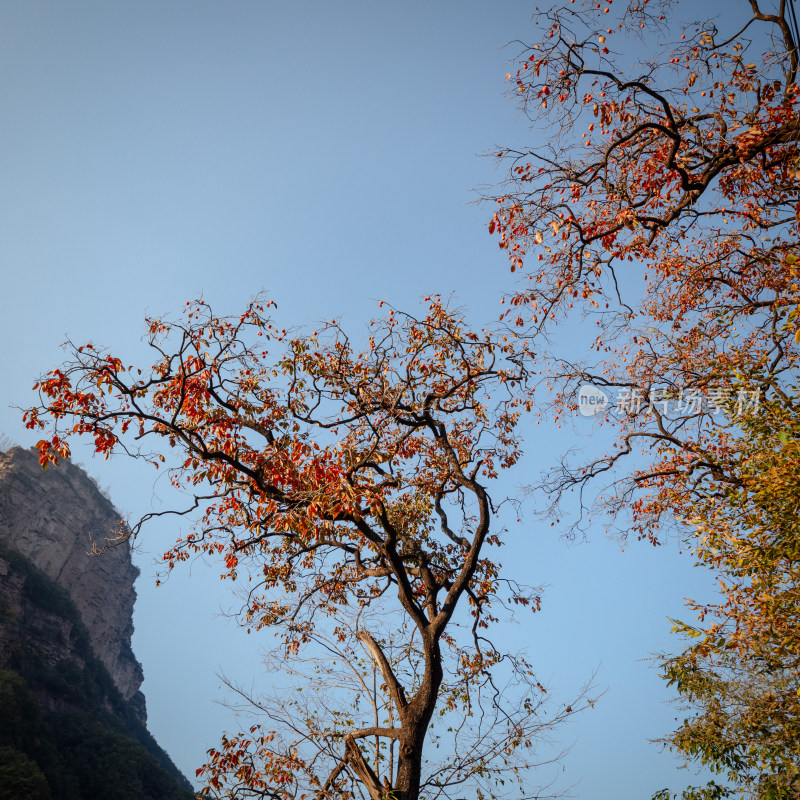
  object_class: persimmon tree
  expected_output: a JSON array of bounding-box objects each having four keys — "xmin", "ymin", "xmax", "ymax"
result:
[
  {"xmin": 488, "ymin": 0, "xmax": 799, "ymax": 531},
  {"xmin": 486, "ymin": 0, "xmax": 799, "ymax": 796},
  {"xmin": 214, "ymin": 605, "xmax": 574, "ymax": 800},
  {"xmin": 24, "ymin": 297, "xmax": 586, "ymax": 800}
]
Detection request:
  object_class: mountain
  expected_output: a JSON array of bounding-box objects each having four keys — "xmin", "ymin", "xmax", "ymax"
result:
[{"xmin": 0, "ymin": 446, "xmax": 195, "ymax": 800}]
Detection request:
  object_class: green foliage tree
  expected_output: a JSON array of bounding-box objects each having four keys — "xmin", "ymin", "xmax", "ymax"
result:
[
  {"xmin": 0, "ymin": 748, "xmax": 52, "ymax": 800},
  {"xmin": 656, "ymin": 388, "xmax": 800, "ymax": 799},
  {"xmin": 0, "ymin": 670, "xmax": 41, "ymax": 752}
]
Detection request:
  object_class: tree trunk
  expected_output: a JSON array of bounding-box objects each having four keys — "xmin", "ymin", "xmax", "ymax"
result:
[{"xmin": 390, "ymin": 638, "xmax": 443, "ymax": 800}]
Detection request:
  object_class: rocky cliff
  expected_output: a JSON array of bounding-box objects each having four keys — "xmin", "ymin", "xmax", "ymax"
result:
[
  {"xmin": 0, "ymin": 541, "xmax": 195, "ymax": 798},
  {"xmin": 0, "ymin": 446, "xmax": 195, "ymax": 798},
  {"xmin": 0, "ymin": 446, "xmax": 145, "ymax": 717}
]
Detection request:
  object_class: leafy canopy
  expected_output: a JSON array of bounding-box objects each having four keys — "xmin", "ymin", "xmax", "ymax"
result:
[
  {"xmin": 488, "ymin": 1, "xmax": 799, "ymax": 797},
  {"xmin": 25, "ymin": 297, "xmax": 586, "ymax": 800}
]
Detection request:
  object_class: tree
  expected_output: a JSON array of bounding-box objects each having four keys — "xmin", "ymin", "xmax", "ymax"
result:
[
  {"xmin": 489, "ymin": 0, "xmax": 799, "ymax": 534},
  {"xmin": 24, "ymin": 297, "xmax": 587, "ymax": 800},
  {"xmin": 0, "ymin": 748, "xmax": 51, "ymax": 800},
  {"xmin": 486, "ymin": 1, "xmax": 799, "ymax": 796},
  {"xmin": 656, "ymin": 391, "xmax": 800, "ymax": 799}
]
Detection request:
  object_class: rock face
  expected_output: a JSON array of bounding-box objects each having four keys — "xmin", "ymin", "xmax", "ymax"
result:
[
  {"xmin": 0, "ymin": 532, "xmax": 195, "ymax": 797},
  {"xmin": 0, "ymin": 446, "xmax": 145, "ymax": 717}
]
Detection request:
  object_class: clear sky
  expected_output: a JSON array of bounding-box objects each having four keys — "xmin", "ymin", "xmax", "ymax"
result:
[{"xmin": 0, "ymin": 1, "xmax": 738, "ymax": 797}]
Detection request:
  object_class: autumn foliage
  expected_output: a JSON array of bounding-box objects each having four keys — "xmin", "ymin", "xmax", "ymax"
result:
[
  {"xmin": 489, "ymin": 1, "xmax": 799, "ymax": 796},
  {"xmin": 23, "ymin": 1, "xmax": 800, "ymax": 796},
  {"xmin": 490, "ymin": 0, "xmax": 799, "ymax": 529},
  {"xmin": 25, "ymin": 297, "xmax": 584, "ymax": 800},
  {"xmin": 659, "ymin": 393, "xmax": 800, "ymax": 797}
]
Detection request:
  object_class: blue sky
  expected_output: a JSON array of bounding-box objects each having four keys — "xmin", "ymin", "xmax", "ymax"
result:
[{"xmin": 0, "ymin": 1, "xmax": 738, "ymax": 796}]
